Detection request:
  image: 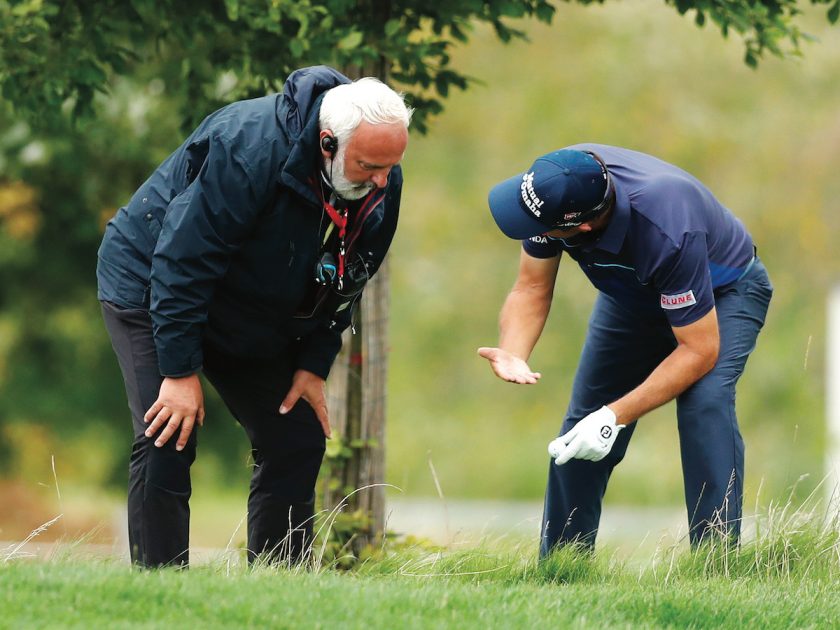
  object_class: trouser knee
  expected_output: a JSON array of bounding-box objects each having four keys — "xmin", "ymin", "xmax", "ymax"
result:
[
  {"xmin": 247, "ymin": 494, "xmax": 316, "ymax": 565},
  {"xmin": 131, "ymin": 433, "xmax": 196, "ymax": 494}
]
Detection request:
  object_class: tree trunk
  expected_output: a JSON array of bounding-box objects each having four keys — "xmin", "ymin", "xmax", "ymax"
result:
[
  {"xmin": 323, "ymin": 260, "xmax": 389, "ymax": 551},
  {"xmin": 321, "ymin": 49, "xmax": 391, "ymax": 553}
]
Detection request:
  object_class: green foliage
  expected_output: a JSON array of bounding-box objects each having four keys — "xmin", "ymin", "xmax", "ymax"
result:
[
  {"xmin": 1, "ymin": 1, "xmax": 837, "ymax": 134},
  {"xmin": 665, "ymin": 0, "xmax": 840, "ymax": 67},
  {"xmin": 313, "ymin": 509, "xmax": 382, "ymax": 569},
  {"xmin": 0, "ymin": 78, "xmax": 249, "ymax": 483},
  {"xmin": 0, "ymin": 0, "xmax": 559, "ymax": 133},
  {"xmin": 0, "ymin": 0, "xmax": 838, "ymax": 504}
]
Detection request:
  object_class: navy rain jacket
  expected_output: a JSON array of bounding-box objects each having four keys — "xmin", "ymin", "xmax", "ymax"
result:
[{"xmin": 97, "ymin": 66, "xmax": 402, "ymax": 379}]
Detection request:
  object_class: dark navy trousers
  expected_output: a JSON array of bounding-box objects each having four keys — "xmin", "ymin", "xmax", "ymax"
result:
[
  {"xmin": 540, "ymin": 258, "xmax": 772, "ymax": 556},
  {"xmin": 101, "ymin": 301, "xmax": 326, "ymax": 568}
]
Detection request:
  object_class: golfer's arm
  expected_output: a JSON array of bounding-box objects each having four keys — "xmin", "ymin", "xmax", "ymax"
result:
[
  {"xmin": 498, "ymin": 250, "xmax": 560, "ymax": 360},
  {"xmin": 609, "ymin": 308, "xmax": 719, "ymax": 425}
]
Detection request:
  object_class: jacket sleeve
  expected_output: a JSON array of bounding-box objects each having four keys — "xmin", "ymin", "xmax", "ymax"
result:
[
  {"xmin": 295, "ymin": 291, "xmax": 360, "ymax": 380},
  {"xmin": 150, "ymin": 132, "xmax": 272, "ymax": 377},
  {"xmin": 295, "ymin": 179, "xmax": 402, "ymax": 380}
]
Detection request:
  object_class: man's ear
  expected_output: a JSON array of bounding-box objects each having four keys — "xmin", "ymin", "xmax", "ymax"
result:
[
  {"xmin": 319, "ymin": 130, "xmax": 337, "ymax": 158},
  {"xmin": 580, "ymin": 210, "xmax": 611, "ymax": 232}
]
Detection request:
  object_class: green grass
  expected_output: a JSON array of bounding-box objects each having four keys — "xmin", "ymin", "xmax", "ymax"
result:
[{"xmin": 3, "ymin": 508, "xmax": 838, "ymax": 629}]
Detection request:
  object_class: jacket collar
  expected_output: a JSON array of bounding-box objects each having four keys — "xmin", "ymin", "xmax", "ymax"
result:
[
  {"xmin": 275, "ymin": 66, "xmax": 352, "ymax": 205},
  {"xmin": 277, "ymin": 93, "xmax": 325, "ymax": 206}
]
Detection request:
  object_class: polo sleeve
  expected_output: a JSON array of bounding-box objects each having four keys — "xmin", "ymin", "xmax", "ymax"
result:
[
  {"xmin": 522, "ymin": 236, "xmax": 561, "ymax": 259},
  {"xmin": 150, "ymin": 132, "xmax": 271, "ymax": 377},
  {"xmin": 654, "ymin": 231, "xmax": 715, "ymax": 328}
]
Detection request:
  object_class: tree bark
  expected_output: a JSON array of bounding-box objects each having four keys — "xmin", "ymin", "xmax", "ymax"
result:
[
  {"xmin": 322, "ymin": 49, "xmax": 391, "ymax": 553},
  {"xmin": 323, "ymin": 260, "xmax": 389, "ymax": 550}
]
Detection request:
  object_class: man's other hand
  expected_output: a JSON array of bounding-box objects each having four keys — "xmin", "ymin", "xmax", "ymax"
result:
[
  {"xmin": 477, "ymin": 347, "xmax": 542, "ymax": 384},
  {"xmin": 280, "ymin": 369, "xmax": 331, "ymax": 438},
  {"xmin": 548, "ymin": 406, "xmax": 623, "ymax": 465},
  {"xmin": 144, "ymin": 374, "xmax": 205, "ymax": 451}
]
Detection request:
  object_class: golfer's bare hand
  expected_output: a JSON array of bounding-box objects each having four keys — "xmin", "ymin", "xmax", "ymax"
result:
[
  {"xmin": 477, "ymin": 347, "xmax": 542, "ymax": 384},
  {"xmin": 144, "ymin": 374, "xmax": 205, "ymax": 451},
  {"xmin": 280, "ymin": 369, "xmax": 331, "ymax": 438}
]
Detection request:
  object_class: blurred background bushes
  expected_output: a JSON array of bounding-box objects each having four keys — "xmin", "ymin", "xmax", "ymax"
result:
[
  {"xmin": 387, "ymin": 3, "xmax": 839, "ymax": 507},
  {"xmin": 0, "ymin": 1, "xmax": 838, "ymax": 535}
]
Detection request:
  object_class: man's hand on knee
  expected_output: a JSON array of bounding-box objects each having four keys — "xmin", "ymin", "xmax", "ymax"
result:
[
  {"xmin": 144, "ymin": 374, "xmax": 205, "ymax": 451},
  {"xmin": 280, "ymin": 369, "xmax": 332, "ymax": 438}
]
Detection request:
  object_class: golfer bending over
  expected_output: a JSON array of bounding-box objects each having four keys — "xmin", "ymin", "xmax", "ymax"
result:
[{"xmin": 479, "ymin": 144, "xmax": 771, "ymax": 555}]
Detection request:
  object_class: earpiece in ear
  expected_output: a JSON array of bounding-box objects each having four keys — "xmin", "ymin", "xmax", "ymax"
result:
[{"xmin": 321, "ymin": 134, "xmax": 338, "ymax": 156}]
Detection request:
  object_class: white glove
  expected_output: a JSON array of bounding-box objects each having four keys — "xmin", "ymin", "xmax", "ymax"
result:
[{"xmin": 548, "ymin": 406, "xmax": 624, "ymax": 465}]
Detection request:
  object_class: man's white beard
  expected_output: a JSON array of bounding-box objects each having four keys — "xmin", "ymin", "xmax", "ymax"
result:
[{"xmin": 325, "ymin": 148, "xmax": 375, "ymax": 201}]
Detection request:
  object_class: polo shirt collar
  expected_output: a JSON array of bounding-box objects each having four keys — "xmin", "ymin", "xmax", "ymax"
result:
[{"xmin": 594, "ymin": 183, "xmax": 630, "ymax": 254}]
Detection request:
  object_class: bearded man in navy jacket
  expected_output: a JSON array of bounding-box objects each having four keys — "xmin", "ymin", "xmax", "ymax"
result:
[{"xmin": 98, "ymin": 66, "xmax": 412, "ymax": 568}]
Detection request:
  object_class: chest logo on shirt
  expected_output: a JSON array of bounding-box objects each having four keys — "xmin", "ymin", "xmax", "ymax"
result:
[
  {"xmin": 529, "ymin": 235, "xmax": 548, "ymax": 244},
  {"xmin": 520, "ymin": 172, "xmax": 544, "ymax": 217},
  {"xmin": 660, "ymin": 290, "xmax": 697, "ymax": 309}
]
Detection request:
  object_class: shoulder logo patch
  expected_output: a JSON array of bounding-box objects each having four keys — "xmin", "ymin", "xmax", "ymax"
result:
[{"xmin": 660, "ymin": 290, "xmax": 697, "ymax": 310}]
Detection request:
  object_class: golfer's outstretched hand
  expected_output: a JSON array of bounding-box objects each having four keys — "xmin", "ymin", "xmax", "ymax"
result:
[
  {"xmin": 280, "ymin": 369, "xmax": 332, "ymax": 438},
  {"xmin": 144, "ymin": 374, "xmax": 205, "ymax": 451},
  {"xmin": 477, "ymin": 347, "xmax": 542, "ymax": 384}
]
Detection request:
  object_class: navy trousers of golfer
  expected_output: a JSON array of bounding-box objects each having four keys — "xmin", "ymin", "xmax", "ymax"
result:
[
  {"xmin": 540, "ymin": 258, "xmax": 772, "ymax": 556},
  {"xmin": 102, "ymin": 301, "xmax": 326, "ymax": 568}
]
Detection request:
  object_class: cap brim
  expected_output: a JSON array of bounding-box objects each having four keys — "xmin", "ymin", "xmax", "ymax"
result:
[{"xmin": 488, "ymin": 173, "xmax": 550, "ymax": 239}]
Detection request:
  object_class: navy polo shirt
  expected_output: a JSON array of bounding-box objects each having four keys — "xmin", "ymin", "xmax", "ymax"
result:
[{"xmin": 523, "ymin": 144, "xmax": 754, "ymax": 327}]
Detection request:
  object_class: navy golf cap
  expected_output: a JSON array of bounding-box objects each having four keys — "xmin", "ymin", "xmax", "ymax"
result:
[{"xmin": 488, "ymin": 149, "xmax": 608, "ymax": 239}]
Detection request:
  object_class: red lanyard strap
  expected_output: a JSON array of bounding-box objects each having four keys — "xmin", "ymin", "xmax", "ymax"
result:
[
  {"xmin": 322, "ymin": 198, "xmax": 347, "ymax": 237},
  {"xmin": 345, "ymin": 189, "xmax": 384, "ymax": 253},
  {"xmin": 318, "ymin": 182, "xmax": 383, "ymax": 290},
  {"xmin": 323, "ymin": 198, "xmax": 348, "ymax": 285}
]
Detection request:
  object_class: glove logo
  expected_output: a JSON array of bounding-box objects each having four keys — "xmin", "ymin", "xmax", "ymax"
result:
[{"xmin": 600, "ymin": 426, "xmax": 612, "ymax": 439}]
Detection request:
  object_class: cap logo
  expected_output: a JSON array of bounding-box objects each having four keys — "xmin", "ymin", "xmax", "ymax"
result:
[
  {"xmin": 520, "ymin": 172, "xmax": 544, "ymax": 218},
  {"xmin": 563, "ymin": 212, "xmax": 579, "ymax": 220}
]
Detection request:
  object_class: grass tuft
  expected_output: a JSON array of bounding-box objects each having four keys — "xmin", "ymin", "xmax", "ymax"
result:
[{"xmin": 2, "ymin": 490, "xmax": 839, "ymax": 627}]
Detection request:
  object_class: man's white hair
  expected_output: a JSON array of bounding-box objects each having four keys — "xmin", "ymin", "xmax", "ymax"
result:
[{"xmin": 319, "ymin": 77, "xmax": 413, "ymax": 148}]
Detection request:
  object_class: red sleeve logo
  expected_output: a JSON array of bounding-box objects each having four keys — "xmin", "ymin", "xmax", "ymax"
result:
[{"xmin": 660, "ymin": 290, "xmax": 697, "ymax": 309}]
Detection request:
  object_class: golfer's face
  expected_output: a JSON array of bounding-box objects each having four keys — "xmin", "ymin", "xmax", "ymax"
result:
[{"xmin": 544, "ymin": 225, "xmax": 585, "ymax": 239}]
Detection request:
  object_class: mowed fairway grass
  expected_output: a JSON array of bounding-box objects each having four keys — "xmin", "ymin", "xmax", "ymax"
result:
[{"xmin": 2, "ymin": 526, "xmax": 838, "ymax": 629}]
